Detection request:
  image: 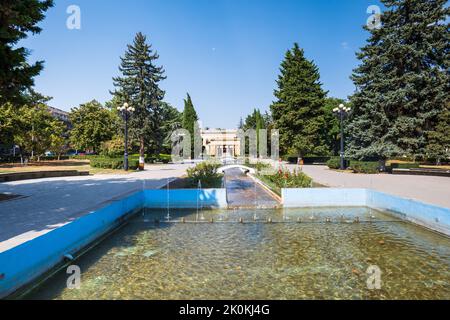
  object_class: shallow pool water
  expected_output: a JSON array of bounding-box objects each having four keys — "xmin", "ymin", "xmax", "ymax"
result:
[{"xmin": 27, "ymin": 207, "xmax": 450, "ymax": 300}]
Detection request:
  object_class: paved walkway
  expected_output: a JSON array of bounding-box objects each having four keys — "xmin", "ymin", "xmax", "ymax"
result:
[
  {"xmin": 0, "ymin": 164, "xmax": 192, "ymax": 253},
  {"xmin": 287, "ymin": 165, "xmax": 450, "ymax": 209},
  {"xmin": 225, "ymin": 168, "xmax": 280, "ymax": 208}
]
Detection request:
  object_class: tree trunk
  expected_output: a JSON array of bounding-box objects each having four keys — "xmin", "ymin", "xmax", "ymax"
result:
[{"xmin": 139, "ymin": 135, "xmax": 145, "ymax": 170}]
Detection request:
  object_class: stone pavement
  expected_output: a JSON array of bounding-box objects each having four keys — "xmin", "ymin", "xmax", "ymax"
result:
[
  {"xmin": 225, "ymin": 168, "xmax": 280, "ymax": 208},
  {"xmin": 0, "ymin": 164, "xmax": 192, "ymax": 253},
  {"xmin": 287, "ymin": 164, "xmax": 450, "ymax": 209}
]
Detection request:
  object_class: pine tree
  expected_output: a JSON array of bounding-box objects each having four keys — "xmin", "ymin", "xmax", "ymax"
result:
[
  {"xmin": 112, "ymin": 32, "xmax": 166, "ymax": 164},
  {"xmin": 0, "ymin": 0, "xmax": 53, "ymax": 105},
  {"xmin": 347, "ymin": 0, "xmax": 449, "ymax": 162},
  {"xmin": 426, "ymin": 102, "xmax": 450, "ymax": 163},
  {"xmin": 322, "ymin": 97, "xmax": 344, "ymax": 156},
  {"xmin": 270, "ymin": 43, "xmax": 328, "ymax": 157},
  {"xmin": 182, "ymin": 93, "xmax": 199, "ymax": 158}
]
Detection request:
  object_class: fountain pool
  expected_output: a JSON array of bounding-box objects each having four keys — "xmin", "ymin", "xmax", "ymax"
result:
[{"xmin": 25, "ymin": 207, "xmax": 450, "ymax": 300}]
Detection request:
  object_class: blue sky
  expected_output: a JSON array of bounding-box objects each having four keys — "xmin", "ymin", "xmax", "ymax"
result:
[{"xmin": 22, "ymin": 0, "xmax": 383, "ymax": 128}]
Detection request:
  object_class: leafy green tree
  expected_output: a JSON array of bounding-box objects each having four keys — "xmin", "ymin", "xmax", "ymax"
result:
[
  {"xmin": 182, "ymin": 93, "xmax": 199, "ymax": 158},
  {"xmin": 111, "ymin": 32, "xmax": 166, "ymax": 164},
  {"xmin": 0, "ymin": 103, "xmax": 20, "ymax": 146},
  {"xmin": 69, "ymin": 100, "xmax": 116, "ymax": 153},
  {"xmin": 13, "ymin": 104, "xmax": 64, "ymax": 161},
  {"xmin": 48, "ymin": 120, "xmax": 68, "ymax": 160},
  {"xmin": 0, "ymin": 0, "xmax": 53, "ymax": 105},
  {"xmin": 347, "ymin": 0, "xmax": 449, "ymax": 162},
  {"xmin": 270, "ymin": 43, "xmax": 328, "ymax": 157},
  {"xmin": 160, "ymin": 102, "xmax": 182, "ymax": 154}
]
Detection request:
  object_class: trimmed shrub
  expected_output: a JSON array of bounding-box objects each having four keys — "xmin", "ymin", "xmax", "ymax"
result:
[
  {"xmin": 90, "ymin": 156, "xmax": 139, "ymax": 170},
  {"xmin": 244, "ymin": 161, "xmax": 272, "ymax": 172},
  {"xmin": 326, "ymin": 157, "xmax": 341, "ymax": 169},
  {"xmin": 258, "ymin": 169, "xmax": 312, "ymax": 195},
  {"xmin": 286, "ymin": 156, "xmax": 298, "ymax": 164},
  {"xmin": 39, "ymin": 155, "xmax": 69, "ymax": 161},
  {"xmin": 390, "ymin": 162, "xmax": 420, "ymax": 169},
  {"xmin": 158, "ymin": 154, "xmax": 171, "ymax": 163},
  {"xmin": 303, "ymin": 156, "xmax": 331, "ymax": 164},
  {"xmin": 351, "ymin": 161, "xmax": 379, "ymax": 174},
  {"xmin": 186, "ymin": 161, "xmax": 223, "ymax": 188}
]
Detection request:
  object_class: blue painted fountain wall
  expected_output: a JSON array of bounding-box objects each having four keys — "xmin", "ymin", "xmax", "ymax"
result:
[
  {"xmin": 1, "ymin": 187, "xmax": 448, "ymax": 298},
  {"xmin": 143, "ymin": 189, "xmax": 227, "ymax": 209},
  {"xmin": 282, "ymin": 188, "xmax": 450, "ymax": 236}
]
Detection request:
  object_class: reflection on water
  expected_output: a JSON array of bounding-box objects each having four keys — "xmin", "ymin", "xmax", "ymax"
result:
[{"xmin": 27, "ymin": 208, "xmax": 450, "ymax": 300}]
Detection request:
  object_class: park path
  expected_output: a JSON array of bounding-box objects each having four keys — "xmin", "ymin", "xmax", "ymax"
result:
[
  {"xmin": 288, "ymin": 164, "xmax": 450, "ymax": 209},
  {"xmin": 0, "ymin": 164, "xmax": 192, "ymax": 253},
  {"xmin": 225, "ymin": 168, "xmax": 280, "ymax": 209}
]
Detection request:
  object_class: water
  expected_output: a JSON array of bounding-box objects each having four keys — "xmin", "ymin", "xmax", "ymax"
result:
[{"xmin": 26, "ymin": 207, "xmax": 450, "ymax": 300}]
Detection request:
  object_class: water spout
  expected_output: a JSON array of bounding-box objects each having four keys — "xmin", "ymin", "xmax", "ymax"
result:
[
  {"xmin": 166, "ymin": 177, "xmax": 171, "ymax": 221},
  {"xmin": 197, "ymin": 180, "xmax": 205, "ymax": 221}
]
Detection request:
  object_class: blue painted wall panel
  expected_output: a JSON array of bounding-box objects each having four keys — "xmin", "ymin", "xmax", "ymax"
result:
[
  {"xmin": 367, "ymin": 190, "xmax": 450, "ymax": 235},
  {"xmin": 143, "ymin": 189, "xmax": 227, "ymax": 208},
  {"xmin": 0, "ymin": 191, "xmax": 144, "ymax": 298},
  {"xmin": 282, "ymin": 188, "xmax": 367, "ymax": 207}
]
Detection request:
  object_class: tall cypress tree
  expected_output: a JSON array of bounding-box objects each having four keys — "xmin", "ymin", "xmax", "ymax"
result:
[
  {"xmin": 0, "ymin": 0, "xmax": 53, "ymax": 105},
  {"xmin": 347, "ymin": 0, "xmax": 449, "ymax": 162},
  {"xmin": 112, "ymin": 32, "xmax": 166, "ymax": 165},
  {"xmin": 182, "ymin": 93, "xmax": 199, "ymax": 158},
  {"xmin": 270, "ymin": 43, "xmax": 328, "ymax": 157}
]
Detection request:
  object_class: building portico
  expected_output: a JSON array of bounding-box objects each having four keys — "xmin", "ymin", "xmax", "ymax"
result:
[{"xmin": 201, "ymin": 129, "xmax": 241, "ymax": 158}]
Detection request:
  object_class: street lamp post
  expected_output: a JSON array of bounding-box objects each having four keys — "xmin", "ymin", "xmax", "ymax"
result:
[
  {"xmin": 117, "ymin": 102, "xmax": 135, "ymax": 171},
  {"xmin": 333, "ymin": 103, "xmax": 351, "ymax": 170}
]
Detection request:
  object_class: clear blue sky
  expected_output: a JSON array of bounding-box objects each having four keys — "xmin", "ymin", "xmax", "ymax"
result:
[{"xmin": 21, "ymin": 0, "xmax": 383, "ymax": 128}]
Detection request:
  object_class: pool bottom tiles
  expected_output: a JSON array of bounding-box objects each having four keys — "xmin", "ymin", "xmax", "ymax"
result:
[{"xmin": 26, "ymin": 207, "xmax": 450, "ymax": 300}]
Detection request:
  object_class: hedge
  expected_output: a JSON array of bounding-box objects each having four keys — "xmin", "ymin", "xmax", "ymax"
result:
[
  {"xmin": 284, "ymin": 156, "xmax": 331, "ymax": 164},
  {"xmin": 350, "ymin": 161, "xmax": 380, "ymax": 174},
  {"xmin": 326, "ymin": 157, "xmax": 341, "ymax": 169},
  {"xmin": 389, "ymin": 162, "xmax": 420, "ymax": 169},
  {"xmin": 39, "ymin": 155, "xmax": 69, "ymax": 161},
  {"xmin": 90, "ymin": 156, "xmax": 139, "ymax": 170}
]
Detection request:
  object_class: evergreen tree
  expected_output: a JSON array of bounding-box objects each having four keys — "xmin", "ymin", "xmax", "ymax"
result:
[
  {"xmin": 0, "ymin": 0, "xmax": 53, "ymax": 105},
  {"xmin": 426, "ymin": 102, "xmax": 450, "ymax": 163},
  {"xmin": 241, "ymin": 109, "xmax": 266, "ymax": 156},
  {"xmin": 243, "ymin": 109, "xmax": 266, "ymax": 131},
  {"xmin": 182, "ymin": 93, "xmax": 199, "ymax": 158},
  {"xmin": 322, "ymin": 97, "xmax": 345, "ymax": 156},
  {"xmin": 347, "ymin": 0, "xmax": 449, "ymax": 162},
  {"xmin": 270, "ymin": 43, "xmax": 328, "ymax": 157},
  {"xmin": 111, "ymin": 32, "xmax": 166, "ymax": 165}
]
